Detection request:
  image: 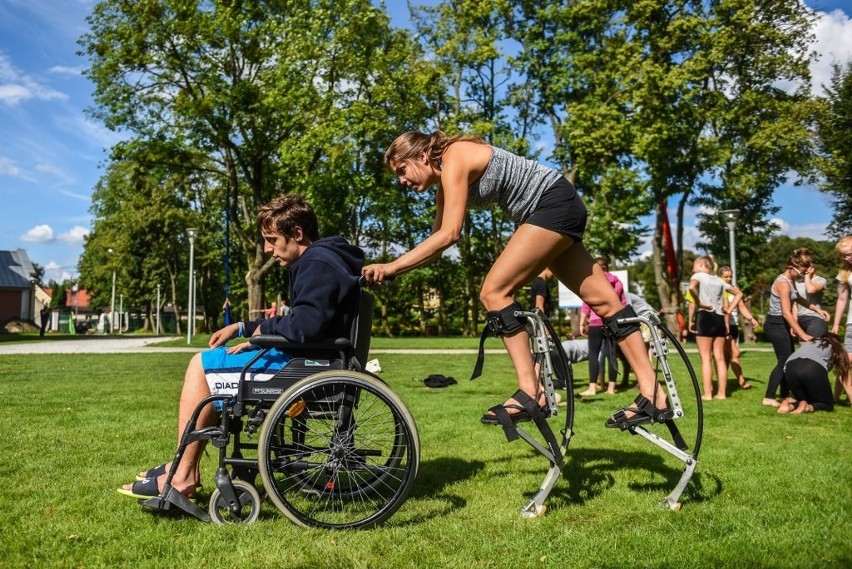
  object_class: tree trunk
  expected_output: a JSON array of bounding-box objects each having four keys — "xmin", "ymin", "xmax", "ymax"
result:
[{"xmin": 652, "ymin": 202, "xmax": 681, "ymax": 332}]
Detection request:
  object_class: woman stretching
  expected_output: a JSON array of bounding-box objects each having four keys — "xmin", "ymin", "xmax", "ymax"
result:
[
  {"xmin": 763, "ymin": 250, "xmax": 830, "ymax": 407},
  {"xmin": 778, "ymin": 333, "xmax": 851, "ymax": 414},
  {"xmin": 363, "ymin": 131, "xmax": 666, "ymax": 431}
]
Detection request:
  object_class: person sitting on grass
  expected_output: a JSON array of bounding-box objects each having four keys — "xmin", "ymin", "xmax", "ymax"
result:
[
  {"xmin": 118, "ymin": 194, "xmax": 364, "ymax": 499},
  {"xmin": 777, "ymin": 333, "xmax": 851, "ymax": 414}
]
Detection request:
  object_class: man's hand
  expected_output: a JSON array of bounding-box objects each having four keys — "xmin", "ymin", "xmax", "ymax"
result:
[{"xmin": 209, "ymin": 323, "xmax": 240, "ymax": 348}]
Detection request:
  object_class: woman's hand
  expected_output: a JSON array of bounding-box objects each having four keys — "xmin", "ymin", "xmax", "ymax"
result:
[
  {"xmin": 362, "ymin": 263, "xmax": 396, "ymax": 285},
  {"xmin": 818, "ymin": 308, "xmax": 830, "ymax": 321}
]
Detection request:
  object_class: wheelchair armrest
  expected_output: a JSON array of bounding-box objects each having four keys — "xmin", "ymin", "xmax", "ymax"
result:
[{"xmin": 249, "ymin": 334, "xmax": 353, "ymax": 353}]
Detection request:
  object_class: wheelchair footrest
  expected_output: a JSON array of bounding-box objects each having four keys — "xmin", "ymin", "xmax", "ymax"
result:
[{"xmin": 139, "ymin": 486, "xmax": 211, "ymax": 523}]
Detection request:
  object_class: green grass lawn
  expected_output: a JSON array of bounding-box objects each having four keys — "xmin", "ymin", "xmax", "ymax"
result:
[{"xmin": 1, "ymin": 347, "xmax": 850, "ymax": 568}]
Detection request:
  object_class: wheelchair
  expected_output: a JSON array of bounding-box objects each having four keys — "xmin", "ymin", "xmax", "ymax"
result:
[
  {"xmin": 139, "ymin": 288, "xmax": 420, "ymax": 529},
  {"xmin": 484, "ymin": 308, "xmax": 702, "ymax": 518}
]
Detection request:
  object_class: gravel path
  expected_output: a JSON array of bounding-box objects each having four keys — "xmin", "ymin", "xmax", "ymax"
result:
[{"xmin": 0, "ymin": 337, "xmax": 771, "ymax": 355}]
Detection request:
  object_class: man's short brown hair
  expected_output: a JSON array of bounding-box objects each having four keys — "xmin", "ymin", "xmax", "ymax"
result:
[{"xmin": 256, "ymin": 194, "xmax": 319, "ymax": 241}]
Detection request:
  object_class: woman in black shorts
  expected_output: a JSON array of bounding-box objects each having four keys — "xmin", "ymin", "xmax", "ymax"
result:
[
  {"xmin": 363, "ymin": 130, "xmax": 667, "ymax": 432},
  {"xmin": 688, "ymin": 256, "xmax": 742, "ymax": 400}
]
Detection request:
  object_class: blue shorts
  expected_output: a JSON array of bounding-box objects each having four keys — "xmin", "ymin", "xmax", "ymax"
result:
[{"xmin": 201, "ymin": 346, "xmax": 291, "ymax": 398}]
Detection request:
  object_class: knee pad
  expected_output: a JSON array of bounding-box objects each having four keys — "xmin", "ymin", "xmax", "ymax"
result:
[
  {"xmin": 485, "ymin": 301, "xmax": 527, "ymax": 337},
  {"xmin": 603, "ymin": 304, "xmax": 641, "ymax": 340}
]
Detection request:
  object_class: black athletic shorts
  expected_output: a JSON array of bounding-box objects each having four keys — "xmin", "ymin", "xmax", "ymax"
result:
[
  {"xmin": 696, "ymin": 310, "xmax": 726, "ymax": 337},
  {"xmin": 523, "ymin": 178, "xmax": 587, "ymax": 241}
]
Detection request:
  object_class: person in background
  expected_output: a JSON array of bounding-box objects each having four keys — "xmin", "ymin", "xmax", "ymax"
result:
[
  {"xmin": 777, "ymin": 333, "xmax": 850, "ymax": 414},
  {"xmin": 831, "ymin": 235, "xmax": 852, "ymax": 402},
  {"xmin": 689, "ymin": 256, "xmax": 742, "ymax": 400},
  {"xmin": 578, "ymin": 257, "xmax": 625, "ymax": 396},
  {"xmin": 530, "ymin": 268, "xmax": 553, "ymax": 317},
  {"xmin": 39, "ymin": 305, "xmax": 50, "ymax": 337},
  {"xmin": 718, "ymin": 266, "xmax": 758, "ymax": 391},
  {"xmin": 763, "ymin": 249, "xmax": 830, "ymax": 407},
  {"xmin": 793, "ymin": 249, "xmax": 828, "ymax": 338}
]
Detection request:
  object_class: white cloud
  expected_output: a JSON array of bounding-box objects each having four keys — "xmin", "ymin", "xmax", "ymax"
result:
[
  {"xmin": 0, "ymin": 155, "xmax": 21, "ymax": 177},
  {"xmin": 57, "ymin": 189, "xmax": 91, "ymax": 201},
  {"xmin": 41, "ymin": 261, "xmax": 67, "ymax": 284},
  {"xmin": 770, "ymin": 217, "xmax": 791, "ymax": 233},
  {"xmin": 0, "ymin": 52, "xmax": 68, "ymax": 106},
  {"xmin": 810, "ymin": 9, "xmax": 852, "ymax": 95},
  {"xmin": 58, "ymin": 226, "xmax": 89, "ymax": 244},
  {"xmin": 48, "ymin": 65, "xmax": 84, "ymax": 76},
  {"xmin": 34, "ymin": 162, "xmax": 61, "ymax": 174},
  {"xmin": 21, "ymin": 224, "xmax": 54, "ymax": 243}
]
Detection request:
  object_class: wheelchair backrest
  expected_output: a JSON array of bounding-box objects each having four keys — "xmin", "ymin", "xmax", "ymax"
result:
[{"xmin": 350, "ymin": 289, "xmax": 374, "ymax": 370}]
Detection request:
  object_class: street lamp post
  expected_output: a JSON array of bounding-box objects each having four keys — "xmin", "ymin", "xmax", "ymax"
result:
[
  {"xmin": 720, "ymin": 209, "xmax": 740, "ymax": 286},
  {"xmin": 156, "ymin": 284, "xmax": 161, "ymax": 336},
  {"xmin": 187, "ymin": 228, "xmax": 197, "ymax": 345},
  {"xmin": 71, "ymin": 284, "xmax": 80, "ymax": 322},
  {"xmin": 108, "ymin": 248, "xmax": 116, "ymax": 334}
]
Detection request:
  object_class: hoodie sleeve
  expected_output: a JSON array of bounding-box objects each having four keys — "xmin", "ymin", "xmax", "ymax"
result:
[{"xmin": 255, "ymin": 258, "xmax": 345, "ymax": 342}]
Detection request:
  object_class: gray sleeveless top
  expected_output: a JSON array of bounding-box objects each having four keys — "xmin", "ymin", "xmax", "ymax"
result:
[
  {"xmin": 795, "ymin": 276, "xmax": 826, "ymax": 319},
  {"xmin": 768, "ymin": 274, "xmax": 797, "ymax": 316},
  {"xmin": 785, "ymin": 341, "xmax": 833, "ymax": 372},
  {"xmin": 467, "ymin": 146, "xmax": 563, "ymax": 223}
]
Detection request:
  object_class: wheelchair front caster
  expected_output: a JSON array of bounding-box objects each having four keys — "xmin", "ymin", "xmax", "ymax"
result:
[{"xmin": 208, "ymin": 480, "xmax": 262, "ymax": 524}]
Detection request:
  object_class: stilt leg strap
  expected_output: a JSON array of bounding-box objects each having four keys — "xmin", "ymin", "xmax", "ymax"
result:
[
  {"xmin": 605, "ymin": 394, "xmax": 674, "ymax": 431},
  {"xmin": 603, "ymin": 304, "xmax": 641, "ymax": 341},
  {"xmin": 482, "ymin": 390, "xmax": 544, "ymax": 442},
  {"xmin": 470, "ymin": 301, "xmax": 527, "ymax": 380}
]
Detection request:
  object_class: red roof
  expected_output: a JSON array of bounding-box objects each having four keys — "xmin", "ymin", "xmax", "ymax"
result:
[{"xmin": 65, "ymin": 289, "xmax": 93, "ymax": 310}]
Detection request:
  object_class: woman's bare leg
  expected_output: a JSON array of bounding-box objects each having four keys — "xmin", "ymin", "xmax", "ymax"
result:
[
  {"xmin": 479, "ymin": 225, "xmax": 573, "ymax": 413},
  {"xmin": 695, "ymin": 336, "xmax": 714, "ymax": 399},
  {"xmin": 547, "ymin": 242, "xmax": 660, "ymax": 410},
  {"xmin": 712, "ymin": 337, "xmax": 728, "ymax": 398}
]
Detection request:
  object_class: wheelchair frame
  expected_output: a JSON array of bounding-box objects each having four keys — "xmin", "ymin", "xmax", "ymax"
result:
[
  {"xmin": 138, "ymin": 289, "xmax": 420, "ymax": 529},
  {"xmin": 505, "ymin": 309, "xmax": 702, "ymax": 518}
]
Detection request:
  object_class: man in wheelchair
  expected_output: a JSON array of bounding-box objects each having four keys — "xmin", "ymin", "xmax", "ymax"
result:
[{"xmin": 119, "ymin": 194, "xmax": 364, "ymax": 500}]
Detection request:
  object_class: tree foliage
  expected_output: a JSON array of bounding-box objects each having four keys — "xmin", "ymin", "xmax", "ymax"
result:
[
  {"xmin": 815, "ymin": 60, "xmax": 852, "ymax": 238},
  {"xmin": 75, "ymin": 0, "xmax": 828, "ymax": 335}
]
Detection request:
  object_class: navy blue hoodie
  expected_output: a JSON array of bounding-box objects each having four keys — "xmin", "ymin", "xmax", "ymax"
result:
[{"xmin": 243, "ymin": 236, "xmax": 365, "ymax": 343}]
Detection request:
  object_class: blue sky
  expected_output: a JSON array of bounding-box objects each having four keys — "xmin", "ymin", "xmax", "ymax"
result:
[{"xmin": 1, "ymin": 1, "xmax": 850, "ymax": 283}]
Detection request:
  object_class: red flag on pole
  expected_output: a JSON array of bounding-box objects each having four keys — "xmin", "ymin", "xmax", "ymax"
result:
[{"xmin": 661, "ymin": 199, "xmax": 678, "ymax": 284}]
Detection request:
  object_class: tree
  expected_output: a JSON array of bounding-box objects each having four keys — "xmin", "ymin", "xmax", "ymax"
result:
[
  {"xmin": 815, "ymin": 60, "xmax": 852, "ymax": 238},
  {"xmin": 79, "ymin": 160, "xmax": 205, "ymax": 332},
  {"xmin": 80, "ymin": 0, "xmax": 433, "ymax": 317}
]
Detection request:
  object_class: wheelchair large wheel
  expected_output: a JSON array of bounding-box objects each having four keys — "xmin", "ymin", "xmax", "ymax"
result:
[{"xmin": 258, "ymin": 370, "xmax": 419, "ymax": 529}]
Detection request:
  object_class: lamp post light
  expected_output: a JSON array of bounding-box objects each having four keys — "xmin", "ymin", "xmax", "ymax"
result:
[
  {"xmin": 108, "ymin": 248, "xmax": 116, "ymax": 334},
  {"xmin": 187, "ymin": 228, "xmax": 197, "ymax": 345},
  {"xmin": 720, "ymin": 209, "xmax": 740, "ymax": 286}
]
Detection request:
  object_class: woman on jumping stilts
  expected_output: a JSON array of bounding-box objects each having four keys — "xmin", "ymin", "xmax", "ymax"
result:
[{"xmin": 361, "ymin": 130, "xmax": 667, "ymax": 430}]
